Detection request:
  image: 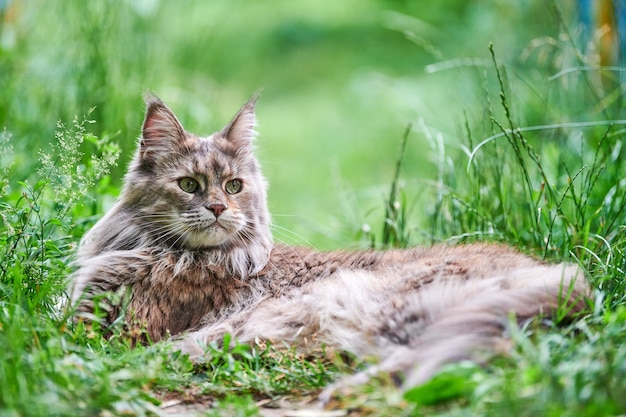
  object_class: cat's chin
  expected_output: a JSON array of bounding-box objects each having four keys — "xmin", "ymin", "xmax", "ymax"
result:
[{"xmin": 182, "ymin": 230, "xmax": 235, "ymax": 250}]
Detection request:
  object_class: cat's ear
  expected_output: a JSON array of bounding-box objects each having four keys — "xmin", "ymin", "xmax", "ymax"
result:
[
  {"xmin": 220, "ymin": 92, "xmax": 260, "ymax": 147},
  {"xmin": 140, "ymin": 93, "xmax": 187, "ymax": 161}
]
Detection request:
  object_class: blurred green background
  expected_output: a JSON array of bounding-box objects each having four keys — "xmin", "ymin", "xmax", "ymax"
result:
[{"xmin": 0, "ymin": 0, "xmax": 582, "ymax": 249}]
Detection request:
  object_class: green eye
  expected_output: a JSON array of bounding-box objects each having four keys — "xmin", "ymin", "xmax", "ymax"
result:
[
  {"xmin": 179, "ymin": 177, "xmax": 199, "ymax": 193},
  {"xmin": 225, "ymin": 179, "xmax": 242, "ymax": 194}
]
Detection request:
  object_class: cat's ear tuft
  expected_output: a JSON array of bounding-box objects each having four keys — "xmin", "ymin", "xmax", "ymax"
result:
[
  {"xmin": 140, "ymin": 92, "xmax": 187, "ymax": 161},
  {"xmin": 220, "ymin": 92, "xmax": 260, "ymax": 146}
]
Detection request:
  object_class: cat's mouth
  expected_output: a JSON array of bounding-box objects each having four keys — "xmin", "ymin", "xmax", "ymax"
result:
[
  {"xmin": 185, "ymin": 219, "xmax": 238, "ymax": 248},
  {"xmin": 184, "ymin": 226, "xmax": 232, "ymax": 248},
  {"xmin": 175, "ymin": 213, "xmax": 241, "ymax": 249},
  {"xmin": 208, "ymin": 220, "xmax": 226, "ymax": 230}
]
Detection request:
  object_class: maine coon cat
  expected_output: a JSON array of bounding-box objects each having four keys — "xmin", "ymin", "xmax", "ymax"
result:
[{"xmin": 71, "ymin": 93, "xmax": 588, "ymax": 390}]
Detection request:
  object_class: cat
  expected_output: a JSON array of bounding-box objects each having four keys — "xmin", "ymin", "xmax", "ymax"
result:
[{"xmin": 71, "ymin": 93, "xmax": 589, "ymax": 392}]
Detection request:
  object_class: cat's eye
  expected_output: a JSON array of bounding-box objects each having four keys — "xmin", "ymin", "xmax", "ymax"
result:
[
  {"xmin": 225, "ymin": 179, "xmax": 242, "ymax": 194},
  {"xmin": 179, "ymin": 177, "xmax": 199, "ymax": 193}
]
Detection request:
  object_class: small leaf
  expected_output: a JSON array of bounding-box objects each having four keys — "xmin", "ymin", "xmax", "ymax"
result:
[{"xmin": 403, "ymin": 362, "xmax": 482, "ymax": 406}]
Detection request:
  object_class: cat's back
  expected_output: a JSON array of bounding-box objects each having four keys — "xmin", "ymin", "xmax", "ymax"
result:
[
  {"xmin": 266, "ymin": 242, "xmax": 573, "ymax": 289},
  {"xmin": 224, "ymin": 242, "xmax": 586, "ymax": 364},
  {"xmin": 262, "ymin": 242, "xmax": 587, "ymax": 335}
]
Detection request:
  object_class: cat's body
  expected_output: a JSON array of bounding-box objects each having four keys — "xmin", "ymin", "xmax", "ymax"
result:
[{"xmin": 71, "ymin": 94, "xmax": 588, "ymax": 389}]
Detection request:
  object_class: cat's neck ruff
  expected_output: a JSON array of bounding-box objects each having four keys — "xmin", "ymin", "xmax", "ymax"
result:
[{"xmin": 172, "ymin": 242, "xmax": 272, "ymax": 280}]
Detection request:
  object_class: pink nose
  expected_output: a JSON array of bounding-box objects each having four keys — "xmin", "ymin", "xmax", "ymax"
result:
[{"xmin": 207, "ymin": 203, "xmax": 227, "ymax": 217}]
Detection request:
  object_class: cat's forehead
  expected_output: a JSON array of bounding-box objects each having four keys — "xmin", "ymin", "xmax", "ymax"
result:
[
  {"xmin": 198, "ymin": 132, "xmax": 239, "ymax": 156},
  {"xmin": 182, "ymin": 132, "xmax": 248, "ymax": 176}
]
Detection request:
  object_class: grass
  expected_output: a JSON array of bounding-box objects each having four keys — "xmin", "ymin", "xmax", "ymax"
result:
[{"xmin": 1, "ymin": 0, "xmax": 626, "ymax": 416}]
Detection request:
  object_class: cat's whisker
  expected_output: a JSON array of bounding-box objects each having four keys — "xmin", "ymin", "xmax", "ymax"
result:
[
  {"xmin": 145, "ymin": 223, "xmax": 181, "ymax": 238},
  {"xmin": 270, "ymin": 224, "xmax": 318, "ymax": 250},
  {"xmin": 122, "ymin": 210, "xmax": 202, "ymax": 248},
  {"xmin": 130, "ymin": 213, "xmax": 180, "ymax": 222},
  {"xmin": 164, "ymin": 223, "xmax": 195, "ymax": 250},
  {"xmin": 259, "ymin": 234, "xmax": 310, "ymax": 271},
  {"xmin": 233, "ymin": 229, "xmax": 261, "ymax": 248},
  {"xmin": 138, "ymin": 220, "xmax": 190, "ymax": 249},
  {"xmin": 132, "ymin": 215, "xmax": 178, "ymax": 222}
]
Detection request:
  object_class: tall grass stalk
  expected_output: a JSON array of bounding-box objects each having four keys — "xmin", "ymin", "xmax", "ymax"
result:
[{"xmin": 380, "ymin": 124, "xmax": 413, "ymax": 248}]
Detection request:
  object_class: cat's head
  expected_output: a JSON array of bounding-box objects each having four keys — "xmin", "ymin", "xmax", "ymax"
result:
[{"xmin": 120, "ymin": 93, "xmax": 272, "ymax": 275}]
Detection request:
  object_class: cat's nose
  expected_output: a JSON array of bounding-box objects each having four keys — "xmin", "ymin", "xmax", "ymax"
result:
[{"xmin": 206, "ymin": 203, "xmax": 227, "ymax": 218}]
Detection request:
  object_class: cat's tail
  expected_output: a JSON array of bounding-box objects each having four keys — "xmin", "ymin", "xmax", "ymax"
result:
[
  {"xmin": 384, "ymin": 263, "xmax": 589, "ymax": 388},
  {"xmin": 319, "ymin": 263, "xmax": 589, "ymax": 403}
]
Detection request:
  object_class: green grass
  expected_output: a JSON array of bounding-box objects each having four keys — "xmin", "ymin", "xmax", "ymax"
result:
[{"xmin": 1, "ymin": 0, "xmax": 626, "ymax": 415}]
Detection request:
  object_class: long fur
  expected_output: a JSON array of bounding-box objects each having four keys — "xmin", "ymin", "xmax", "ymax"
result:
[{"xmin": 70, "ymin": 94, "xmax": 589, "ymax": 390}]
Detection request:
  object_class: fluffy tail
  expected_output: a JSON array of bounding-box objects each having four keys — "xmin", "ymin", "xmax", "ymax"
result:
[{"xmin": 384, "ymin": 264, "xmax": 589, "ymax": 387}]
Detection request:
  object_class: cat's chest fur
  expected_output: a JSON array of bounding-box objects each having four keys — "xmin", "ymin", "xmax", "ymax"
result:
[{"xmin": 126, "ymin": 250, "xmax": 251, "ymax": 340}]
